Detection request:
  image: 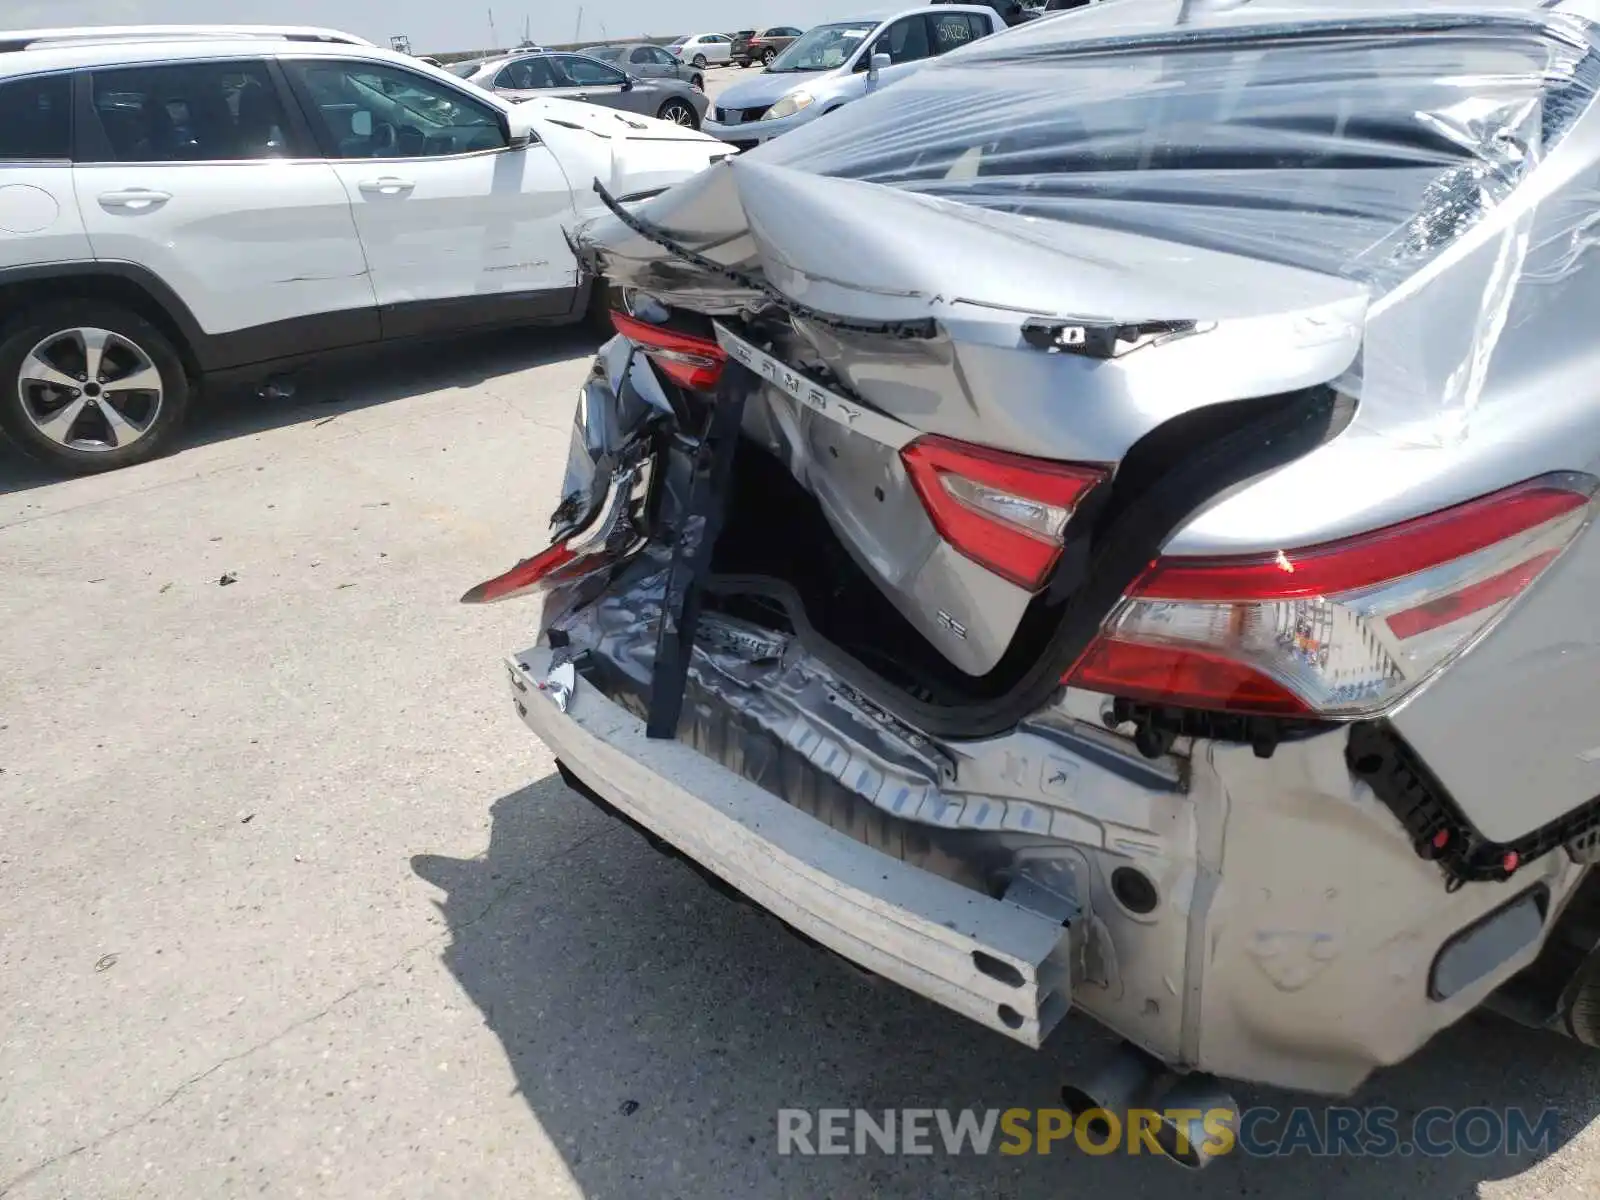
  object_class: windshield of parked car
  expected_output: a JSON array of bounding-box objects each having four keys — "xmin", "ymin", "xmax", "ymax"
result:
[
  {"xmin": 767, "ymin": 21, "xmax": 873, "ymax": 72},
  {"xmin": 762, "ymin": 18, "xmax": 1600, "ymax": 290},
  {"xmin": 584, "ymin": 45, "xmax": 624, "ymax": 61},
  {"xmin": 446, "ymin": 59, "xmax": 484, "ymax": 78}
]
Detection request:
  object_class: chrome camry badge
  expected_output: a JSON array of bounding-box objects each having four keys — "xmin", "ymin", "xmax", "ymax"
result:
[{"xmin": 713, "ymin": 323, "xmax": 916, "ymax": 450}]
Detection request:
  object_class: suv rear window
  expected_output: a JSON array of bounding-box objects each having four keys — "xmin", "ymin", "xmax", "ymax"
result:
[
  {"xmin": 0, "ymin": 74, "xmax": 70, "ymax": 161},
  {"xmin": 88, "ymin": 61, "xmax": 291, "ymax": 162}
]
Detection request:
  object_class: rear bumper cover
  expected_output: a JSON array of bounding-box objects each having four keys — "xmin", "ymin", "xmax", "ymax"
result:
[{"xmin": 509, "ymin": 647, "xmax": 1076, "ymax": 1048}]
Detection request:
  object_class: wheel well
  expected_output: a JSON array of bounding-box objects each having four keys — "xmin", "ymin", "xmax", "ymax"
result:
[{"xmin": 0, "ymin": 273, "xmax": 200, "ymax": 379}]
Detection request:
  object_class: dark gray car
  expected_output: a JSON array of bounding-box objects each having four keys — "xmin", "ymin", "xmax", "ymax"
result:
[
  {"xmin": 450, "ymin": 51, "xmax": 708, "ymax": 128},
  {"xmin": 581, "ymin": 43, "xmax": 706, "ymax": 92}
]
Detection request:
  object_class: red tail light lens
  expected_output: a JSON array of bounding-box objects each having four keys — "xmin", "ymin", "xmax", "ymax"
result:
[
  {"xmin": 460, "ymin": 542, "xmax": 580, "ymax": 605},
  {"xmin": 901, "ymin": 435, "xmax": 1107, "ymax": 591},
  {"xmin": 611, "ymin": 310, "xmax": 726, "ymax": 391},
  {"xmin": 1064, "ymin": 474, "xmax": 1596, "ymax": 717},
  {"xmin": 1069, "ymin": 640, "xmax": 1313, "ymax": 717}
]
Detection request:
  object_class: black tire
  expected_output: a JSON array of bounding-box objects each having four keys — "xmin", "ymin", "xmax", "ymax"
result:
[
  {"xmin": 692, "ymin": 54, "xmax": 707, "ymax": 68},
  {"xmin": 691, "ymin": 74, "xmax": 705, "ymax": 89},
  {"xmin": 657, "ymin": 99, "xmax": 699, "ymax": 129},
  {"xmin": 0, "ymin": 300, "xmax": 191, "ymax": 475},
  {"xmin": 762, "ymin": 47, "xmax": 777, "ymax": 65},
  {"xmin": 1564, "ymin": 952, "xmax": 1600, "ymax": 1048}
]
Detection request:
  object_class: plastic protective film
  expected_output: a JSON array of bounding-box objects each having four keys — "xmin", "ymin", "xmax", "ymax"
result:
[{"xmin": 578, "ymin": 2, "xmax": 1600, "ymax": 447}]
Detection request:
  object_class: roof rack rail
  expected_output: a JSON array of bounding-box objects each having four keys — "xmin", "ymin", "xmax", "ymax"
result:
[{"xmin": 0, "ymin": 25, "xmax": 374, "ymax": 53}]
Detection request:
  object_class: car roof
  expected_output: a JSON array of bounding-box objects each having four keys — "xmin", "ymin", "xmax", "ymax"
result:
[
  {"xmin": 0, "ymin": 23, "xmax": 370, "ymax": 51},
  {"xmin": 982, "ymin": 0, "xmax": 1584, "ymax": 51},
  {"xmin": 0, "ymin": 28, "xmax": 525, "ymax": 102},
  {"xmin": 471, "ymin": 47, "xmax": 613, "ymax": 72},
  {"xmin": 0, "ymin": 24, "xmax": 435, "ymax": 77},
  {"xmin": 831, "ymin": 6, "xmax": 997, "ymax": 23}
]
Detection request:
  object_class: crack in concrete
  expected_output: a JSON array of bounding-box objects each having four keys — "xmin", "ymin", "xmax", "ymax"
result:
[{"xmin": 0, "ymin": 824, "xmax": 617, "ymax": 1196}]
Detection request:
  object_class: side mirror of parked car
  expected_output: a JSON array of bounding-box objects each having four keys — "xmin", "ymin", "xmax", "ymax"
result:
[
  {"xmin": 621, "ymin": 75, "xmax": 635, "ymax": 91},
  {"xmin": 866, "ymin": 52, "xmax": 891, "ymax": 91},
  {"xmin": 503, "ymin": 110, "xmax": 536, "ymax": 149}
]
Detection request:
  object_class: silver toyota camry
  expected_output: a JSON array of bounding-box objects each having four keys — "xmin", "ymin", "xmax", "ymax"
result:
[
  {"xmin": 467, "ymin": 0, "xmax": 1600, "ymax": 1160},
  {"xmin": 450, "ymin": 49, "xmax": 708, "ymax": 128}
]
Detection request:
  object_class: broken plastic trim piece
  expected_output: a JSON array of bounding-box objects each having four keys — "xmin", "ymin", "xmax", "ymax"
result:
[
  {"xmin": 645, "ymin": 366, "xmax": 751, "ymax": 738},
  {"xmin": 588, "ymin": 177, "xmax": 940, "ymax": 340},
  {"xmin": 1020, "ymin": 317, "xmax": 1203, "ymax": 359},
  {"xmin": 1347, "ymin": 722, "xmax": 1600, "ymax": 888}
]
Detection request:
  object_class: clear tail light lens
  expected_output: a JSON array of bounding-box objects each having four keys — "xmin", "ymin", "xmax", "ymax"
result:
[
  {"xmin": 901, "ymin": 435, "xmax": 1107, "ymax": 591},
  {"xmin": 611, "ymin": 310, "xmax": 726, "ymax": 391},
  {"xmin": 1066, "ymin": 473, "xmax": 1596, "ymax": 717}
]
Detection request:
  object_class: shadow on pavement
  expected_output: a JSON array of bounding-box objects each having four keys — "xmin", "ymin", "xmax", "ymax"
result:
[
  {"xmin": 0, "ymin": 325, "xmax": 601, "ymax": 498},
  {"xmin": 414, "ymin": 774, "xmax": 1598, "ymax": 1200}
]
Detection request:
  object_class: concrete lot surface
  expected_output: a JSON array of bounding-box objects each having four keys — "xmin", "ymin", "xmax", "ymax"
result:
[{"xmin": 5, "ymin": 92, "xmax": 1600, "ymax": 1197}]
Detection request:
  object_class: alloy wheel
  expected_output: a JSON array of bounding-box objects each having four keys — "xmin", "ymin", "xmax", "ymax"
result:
[
  {"xmin": 17, "ymin": 326, "xmax": 163, "ymax": 452},
  {"xmin": 660, "ymin": 101, "xmax": 696, "ymax": 126}
]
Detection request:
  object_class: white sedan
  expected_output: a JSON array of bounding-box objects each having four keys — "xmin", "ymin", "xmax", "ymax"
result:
[{"xmin": 668, "ymin": 33, "xmax": 734, "ymax": 67}]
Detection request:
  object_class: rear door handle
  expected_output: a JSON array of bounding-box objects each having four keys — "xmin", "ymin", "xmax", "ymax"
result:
[
  {"xmin": 98, "ymin": 188, "xmax": 171, "ymax": 211},
  {"xmin": 358, "ymin": 177, "xmax": 415, "ymax": 196}
]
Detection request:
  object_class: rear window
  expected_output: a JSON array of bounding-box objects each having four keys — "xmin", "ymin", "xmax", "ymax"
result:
[
  {"xmin": 760, "ymin": 20, "xmax": 1600, "ymax": 290},
  {"xmin": 0, "ymin": 74, "xmax": 70, "ymax": 161}
]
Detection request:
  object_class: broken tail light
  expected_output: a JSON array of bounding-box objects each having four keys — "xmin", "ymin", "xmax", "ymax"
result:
[
  {"xmin": 610, "ymin": 310, "xmax": 725, "ymax": 391},
  {"xmin": 901, "ymin": 435, "xmax": 1107, "ymax": 591},
  {"xmin": 460, "ymin": 542, "xmax": 583, "ymax": 605},
  {"xmin": 1065, "ymin": 473, "xmax": 1597, "ymax": 717},
  {"xmin": 462, "ymin": 459, "xmax": 653, "ymax": 604}
]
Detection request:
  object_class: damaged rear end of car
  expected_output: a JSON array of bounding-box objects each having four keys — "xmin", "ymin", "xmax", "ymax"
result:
[{"xmin": 468, "ymin": 0, "xmax": 1600, "ymax": 1148}]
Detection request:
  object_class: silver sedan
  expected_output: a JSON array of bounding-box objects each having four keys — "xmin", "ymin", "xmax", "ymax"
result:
[
  {"xmin": 449, "ymin": 51, "xmax": 708, "ymax": 128},
  {"xmin": 580, "ymin": 43, "xmax": 706, "ymax": 93}
]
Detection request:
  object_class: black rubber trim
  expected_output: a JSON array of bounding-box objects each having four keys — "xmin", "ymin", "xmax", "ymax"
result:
[
  {"xmin": 645, "ymin": 364, "xmax": 750, "ymax": 738},
  {"xmin": 705, "ymin": 385, "xmax": 1340, "ymax": 741},
  {"xmin": 377, "ymin": 287, "xmax": 577, "ymax": 340},
  {"xmin": 588, "ymin": 177, "xmax": 940, "ymax": 339},
  {"xmin": 0, "ymin": 259, "xmax": 210, "ymax": 361},
  {"xmin": 0, "ymin": 261, "xmax": 580, "ymax": 376},
  {"xmin": 1348, "ymin": 722, "xmax": 1600, "ymax": 888}
]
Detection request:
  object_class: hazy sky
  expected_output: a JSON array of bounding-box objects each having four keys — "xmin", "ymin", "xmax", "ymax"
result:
[{"xmin": 0, "ymin": 0, "xmax": 878, "ymax": 52}]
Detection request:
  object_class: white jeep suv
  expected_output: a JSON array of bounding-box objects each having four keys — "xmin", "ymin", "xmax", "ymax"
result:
[{"xmin": 0, "ymin": 25, "xmax": 730, "ymax": 473}]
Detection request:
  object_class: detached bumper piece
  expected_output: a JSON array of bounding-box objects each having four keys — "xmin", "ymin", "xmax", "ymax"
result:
[{"xmin": 509, "ymin": 647, "xmax": 1076, "ymax": 1048}]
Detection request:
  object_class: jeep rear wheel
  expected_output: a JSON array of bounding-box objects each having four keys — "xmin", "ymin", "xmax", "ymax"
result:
[{"xmin": 0, "ymin": 301, "xmax": 190, "ymax": 474}]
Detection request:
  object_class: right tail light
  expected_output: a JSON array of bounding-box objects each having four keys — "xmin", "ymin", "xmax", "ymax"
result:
[{"xmin": 1066, "ymin": 473, "xmax": 1597, "ymax": 718}]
